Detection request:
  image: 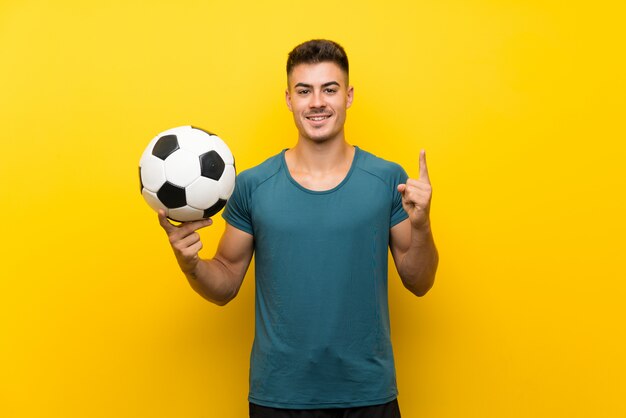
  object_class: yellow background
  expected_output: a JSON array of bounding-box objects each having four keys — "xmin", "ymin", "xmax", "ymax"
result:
[{"xmin": 1, "ymin": 1, "xmax": 625, "ymax": 417}]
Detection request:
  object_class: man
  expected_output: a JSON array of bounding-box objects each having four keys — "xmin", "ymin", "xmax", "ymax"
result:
[{"xmin": 158, "ymin": 39, "xmax": 438, "ymax": 418}]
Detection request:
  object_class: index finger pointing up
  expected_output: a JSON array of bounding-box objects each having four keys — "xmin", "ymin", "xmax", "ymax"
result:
[{"xmin": 419, "ymin": 149, "xmax": 431, "ymax": 184}]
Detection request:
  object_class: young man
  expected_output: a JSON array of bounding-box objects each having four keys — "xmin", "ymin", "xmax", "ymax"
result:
[{"xmin": 158, "ymin": 39, "xmax": 438, "ymax": 418}]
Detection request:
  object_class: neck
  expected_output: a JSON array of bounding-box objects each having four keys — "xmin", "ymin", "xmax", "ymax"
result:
[{"xmin": 288, "ymin": 136, "xmax": 354, "ymax": 174}]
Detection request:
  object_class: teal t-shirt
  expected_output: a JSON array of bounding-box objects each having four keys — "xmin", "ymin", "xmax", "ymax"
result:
[{"xmin": 222, "ymin": 146, "xmax": 409, "ymax": 409}]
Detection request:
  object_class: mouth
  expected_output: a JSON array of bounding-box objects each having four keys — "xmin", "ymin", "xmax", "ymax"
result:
[{"xmin": 305, "ymin": 114, "xmax": 332, "ymax": 122}]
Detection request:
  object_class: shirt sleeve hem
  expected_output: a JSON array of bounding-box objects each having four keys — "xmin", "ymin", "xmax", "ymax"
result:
[
  {"xmin": 390, "ymin": 212, "xmax": 409, "ymax": 228},
  {"xmin": 222, "ymin": 214, "xmax": 254, "ymax": 235}
]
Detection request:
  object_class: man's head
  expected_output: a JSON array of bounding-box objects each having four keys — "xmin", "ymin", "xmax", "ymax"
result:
[
  {"xmin": 286, "ymin": 39, "xmax": 349, "ymax": 84},
  {"xmin": 285, "ymin": 40, "xmax": 353, "ymax": 144}
]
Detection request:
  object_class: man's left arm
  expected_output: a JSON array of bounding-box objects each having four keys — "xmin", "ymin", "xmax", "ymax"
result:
[{"xmin": 389, "ymin": 149, "xmax": 439, "ymax": 297}]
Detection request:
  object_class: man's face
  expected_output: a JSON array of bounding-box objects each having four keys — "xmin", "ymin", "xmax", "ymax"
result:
[{"xmin": 286, "ymin": 62, "xmax": 354, "ymax": 144}]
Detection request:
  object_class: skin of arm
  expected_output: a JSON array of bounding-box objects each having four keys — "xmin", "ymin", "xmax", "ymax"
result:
[
  {"xmin": 390, "ymin": 219, "xmax": 439, "ymax": 296},
  {"xmin": 388, "ymin": 149, "xmax": 439, "ymax": 296},
  {"xmin": 158, "ymin": 211, "xmax": 254, "ymax": 306}
]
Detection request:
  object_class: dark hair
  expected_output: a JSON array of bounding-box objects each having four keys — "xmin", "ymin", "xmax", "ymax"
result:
[{"xmin": 286, "ymin": 39, "xmax": 349, "ymax": 79}]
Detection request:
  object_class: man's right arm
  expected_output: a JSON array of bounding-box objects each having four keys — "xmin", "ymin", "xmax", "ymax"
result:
[{"xmin": 158, "ymin": 210, "xmax": 254, "ymax": 306}]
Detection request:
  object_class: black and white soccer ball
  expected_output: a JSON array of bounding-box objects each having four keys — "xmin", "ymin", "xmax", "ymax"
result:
[{"xmin": 139, "ymin": 125, "xmax": 236, "ymax": 222}]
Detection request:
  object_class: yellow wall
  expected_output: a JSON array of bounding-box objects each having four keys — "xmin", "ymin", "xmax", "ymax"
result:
[{"xmin": 1, "ymin": 1, "xmax": 624, "ymax": 417}]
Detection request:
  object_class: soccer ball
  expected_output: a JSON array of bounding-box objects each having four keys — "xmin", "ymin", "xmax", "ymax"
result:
[{"xmin": 139, "ymin": 125, "xmax": 236, "ymax": 222}]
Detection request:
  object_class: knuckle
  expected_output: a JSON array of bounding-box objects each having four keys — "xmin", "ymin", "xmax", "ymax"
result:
[{"xmin": 182, "ymin": 249, "xmax": 198, "ymax": 259}]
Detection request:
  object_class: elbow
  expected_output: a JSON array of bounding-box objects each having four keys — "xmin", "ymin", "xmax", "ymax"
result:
[
  {"xmin": 398, "ymin": 248, "xmax": 439, "ymax": 297},
  {"xmin": 212, "ymin": 298, "xmax": 231, "ymax": 307},
  {"xmin": 402, "ymin": 261, "xmax": 438, "ymax": 297},
  {"xmin": 208, "ymin": 288, "xmax": 240, "ymax": 307},
  {"xmin": 206, "ymin": 295, "xmax": 234, "ymax": 306},
  {"xmin": 404, "ymin": 279, "xmax": 434, "ymax": 297}
]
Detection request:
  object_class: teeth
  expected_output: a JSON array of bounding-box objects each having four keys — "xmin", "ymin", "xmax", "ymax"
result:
[{"xmin": 308, "ymin": 116, "xmax": 329, "ymax": 121}]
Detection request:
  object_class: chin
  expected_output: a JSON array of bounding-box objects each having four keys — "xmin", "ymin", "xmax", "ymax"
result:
[
  {"xmin": 305, "ymin": 133, "xmax": 334, "ymax": 143},
  {"xmin": 304, "ymin": 127, "xmax": 339, "ymax": 142}
]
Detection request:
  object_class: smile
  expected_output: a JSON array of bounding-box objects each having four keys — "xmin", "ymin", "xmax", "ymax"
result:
[{"xmin": 305, "ymin": 115, "xmax": 331, "ymax": 121}]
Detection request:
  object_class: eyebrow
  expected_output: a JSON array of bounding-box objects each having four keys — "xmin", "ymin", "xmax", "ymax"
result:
[{"xmin": 294, "ymin": 81, "xmax": 341, "ymax": 89}]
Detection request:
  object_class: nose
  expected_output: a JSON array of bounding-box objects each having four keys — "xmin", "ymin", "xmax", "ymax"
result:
[{"xmin": 309, "ymin": 90, "xmax": 325, "ymax": 109}]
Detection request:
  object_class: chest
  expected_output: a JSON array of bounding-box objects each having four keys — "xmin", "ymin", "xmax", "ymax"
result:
[
  {"xmin": 288, "ymin": 170, "xmax": 348, "ymax": 192},
  {"xmin": 250, "ymin": 172, "xmax": 392, "ymax": 240}
]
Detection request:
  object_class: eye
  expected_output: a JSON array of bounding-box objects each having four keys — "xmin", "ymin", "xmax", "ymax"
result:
[
  {"xmin": 297, "ymin": 89, "xmax": 309, "ymax": 95},
  {"xmin": 324, "ymin": 88, "xmax": 337, "ymax": 94}
]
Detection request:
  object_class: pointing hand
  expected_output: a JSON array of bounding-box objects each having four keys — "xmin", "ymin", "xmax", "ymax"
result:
[{"xmin": 397, "ymin": 150, "xmax": 432, "ymax": 230}]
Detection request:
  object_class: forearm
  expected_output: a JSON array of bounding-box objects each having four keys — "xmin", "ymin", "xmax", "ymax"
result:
[
  {"xmin": 397, "ymin": 223, "xmax": 439, "ymax": 296},
  {"xmin": 184, "ymin": 257, "xmax": 241, "ymax": 306}
]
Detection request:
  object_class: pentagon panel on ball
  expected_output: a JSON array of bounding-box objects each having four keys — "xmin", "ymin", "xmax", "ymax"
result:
[{"xmin": 139, "ymin": 125, "xmax": 236, "ymax": 222}]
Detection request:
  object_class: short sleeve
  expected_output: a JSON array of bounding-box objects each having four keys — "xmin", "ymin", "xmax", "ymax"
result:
[
  {"xmin": 222, "ymin": 173, "xmax": 254, "ymax": 235},
  {"xmin": 390, "ymin": 164, "xmax": 409, "ymax": 227}
]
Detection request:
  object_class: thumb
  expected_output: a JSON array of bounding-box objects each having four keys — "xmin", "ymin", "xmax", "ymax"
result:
[{"xmin": 397, "ymin": 184, "xmax": 406, "ymax": 194}]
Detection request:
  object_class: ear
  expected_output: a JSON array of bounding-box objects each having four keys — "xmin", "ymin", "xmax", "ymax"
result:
[
  {"xmin": 346, "ymin": 85, "xmax": 354, "ymax": 109},
  {"xmin": 285, "ymin": 88, "xmax": 293, "ymax": 112}
]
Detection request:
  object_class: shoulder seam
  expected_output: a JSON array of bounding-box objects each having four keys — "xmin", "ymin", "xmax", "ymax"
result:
[
  {"xmin": 354, "ymin": 165, "xmax": 390, "ymax": 187},
  {"xmin": 249, "ymin": 161, "xmax": 283, "ymax": 199}
]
